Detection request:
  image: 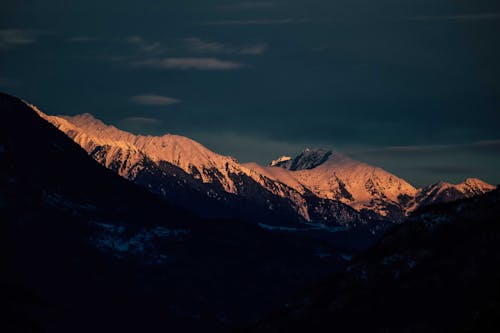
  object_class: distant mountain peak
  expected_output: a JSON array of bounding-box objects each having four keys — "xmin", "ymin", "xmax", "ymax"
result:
[
  {"xmin": 462, "ymin": 177, "xmax": 492, "ymax": 187},
  {"xmin": 269, "ymin": 156, "xmax": 291, "ymax": 167},
  {"xmin": 455, "ymin": 178, "xmax": 495, "ymax": 195},
  {"xmin": 273, "ymin": 148, "xmax": 333, "ymax": 171},
  {"xmin": 426, "ymin": 178, "xmax": 494, "ymax": 191},
  {"xmin": 415, "ymin": 177, "xmax": 495, "ymax": 208},
  {"xmin": 25, "ymin": 101, "xmax": 496, "ymax": 225}
]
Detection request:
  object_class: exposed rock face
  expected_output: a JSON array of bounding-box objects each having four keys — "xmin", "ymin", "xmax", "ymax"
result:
[{"xmin": 30, "ymin": 105, "xmax": 495, "ymax": 228}]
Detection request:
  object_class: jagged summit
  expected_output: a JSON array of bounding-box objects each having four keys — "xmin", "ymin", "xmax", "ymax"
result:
[
  {"xmin": 461, "ymin": 178, "xmax": 496, "ymax": 192},
  {"xmin": 32, "ymin": 107, "xmax": 320, "ymax": 224},
  {"xmin": 269, "ymin": 156, "xmax": 291, "ymax": 167},
  {"xmin": 38, "ymin": 111, "xmax": 254, "ymax": 193},
  {"xmin": 1, "ymin": 93, "xmax": 352, "ymax": 331},
  {"xmin": 263, "ymin": 149, "xmax": 418, "ymax": 218},
  {"xmin": 414, "ymin": 177, "xmax": 496, "ymax": 208},
  {"xmin": 271, "ymin": 148, "xmax": 333, "ymax": 171},
  {"xmin": 423, "ymin": 178, "xmax": 495, "ymax": 195},
  {"xmin": 26, "ymin": 102, "xmax": 495, "ymax": 223}
]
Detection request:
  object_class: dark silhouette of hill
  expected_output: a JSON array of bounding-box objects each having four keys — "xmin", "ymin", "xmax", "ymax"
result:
[
  {"xmin": 249, "ymin": 187, "xmax": 500, "ymax": 332},
  {"xmin": 0, "ymin": 93, "xmax": 348, "ymax": 332}
]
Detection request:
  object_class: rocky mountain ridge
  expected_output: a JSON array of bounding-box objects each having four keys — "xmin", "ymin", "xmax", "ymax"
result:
[{"xmin": 31, "ymin": 104, "xmax": 495, "ymax": 228}]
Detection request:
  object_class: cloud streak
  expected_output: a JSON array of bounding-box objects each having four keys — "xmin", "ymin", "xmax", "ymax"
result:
[
  {"xmin": 185, "ymin": 38, "xmax": 267, "ymax": 55},
  {"xmin": 121, "ymin": 117, "xmax": 161, "ymax": 124},
  {"xmin": 361, "ymin": 140, "xmax": 500, "ymax": 154},
  {"xmin": 0, "ymin": 29, "xmax": 36, "ymax": 48},
  {"xmin": 205, "ymin": 18, "xmax": 307, "ymax": 26},
  {"xmin": 118, "ymin": 117, "xmax": 163, "ymax": 133},
  {"xmin": 124, "ymin": 35, "xmax": 167, "ymax": 56},
  {"xmin": 186, "ymin": 38, "xmax": 225, "ymax": 53},
  {"xmin": 130, "ymin": 94, "xmax": 181, "ymax": 106},
  {"xmin": 348, "ymin": 140, "xmax": 500, "ymax": 187},
  {"xmin": 411, "ymin": 12, "xmax": 500, "ymax": 22},
  {"xmin": 240, "ymin": 43, "xmax": 267, "ymax": 55},
  {"xmin": 218, "ymin": 2, "xmax": 277, "ymax": 11},
  {"xmin": 66, "ymin": 36, "xmax": 100, "ymax": 42},
  {"xmin": 136, "ymin": 57, "xmax": 246, "ymax": 70}
]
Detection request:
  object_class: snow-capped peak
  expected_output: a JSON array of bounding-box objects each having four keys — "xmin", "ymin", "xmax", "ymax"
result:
[
  {"xmin": 459, "ymin": 178, "xmax": 495, "ymax": 193},
  {"xmin": 31, "ymin": 108, "xmax": 305, "ymax": 199},
  {"xmin": 26, "ymin": 101, "xmax": 495, "ymax": 224},
  {"xmin": 270, "ymin": 156, "xmax": 291, "ymax": 167},
  {"xmin": 414, "ymin": 178, "xmax": 495, "ymax": 208},
  {"xmin": 255, "ymin": 147, "xmax": 419, "ymax": 217},
  {"xmin": 422, "ymin": 178, "xmax": 494, "ymax": 195},
  {"xmin": 272, "ymin": 148, "xmax": 333, "ymax": 171}
]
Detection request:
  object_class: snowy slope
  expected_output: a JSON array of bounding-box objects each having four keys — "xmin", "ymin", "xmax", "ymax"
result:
[
  {"xmin": 2, "ymin": 93, "xmax": 360, "ymax": 331},
  {"xmin": 292, "ymin": 153, "xmax": 417, "ymax": 215},
  {"xmin": 37, "ymin": 111, "xmax": 249, "ymax": 191},
  {"xmin": 48, "ymin": 112, "xmax": 249, "ymax": 193},
  {"xmin": 254, "ymin": 149, "xmax": 495, "ymax": 218},
  {"xmin": 414, "ymin": 178, "xmax": 495, "ymax": 208},
  {"xmin": 246, "ymin": 149, "xmax": 418, "ymax": 219},
  {"xmin": 242, "ymin": 162, "xmax": 307, "ymax": 193},
  {"xmin": 29, "ymin": 103, "xmax": 495, "ymax": 224},
  {"xmin": 32, "ymin": 107, "xmax": 319, "ymax": 223},
  {"xmin": 60, "ymin": 114, "xmax": 311, "ymax": 203}
]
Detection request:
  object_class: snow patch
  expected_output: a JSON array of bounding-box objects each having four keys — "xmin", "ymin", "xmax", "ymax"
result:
[
  {"xmin": 341, "ymin": 254, "xmax": 352, "ymax": 261},
  {"xmin": 257, "ymin": 223, "xmax": 308, "ymax": 232},
  {"xmin": 258, "ymin": 222, "xmax": 347, "ymax": 233},
  {"xmin": 270, "ymin": 155, "xmax": 291, "ymax": 167},
  {"xmin": 89, "ymin": 221, "xmax": 189, "ymax": 262}
]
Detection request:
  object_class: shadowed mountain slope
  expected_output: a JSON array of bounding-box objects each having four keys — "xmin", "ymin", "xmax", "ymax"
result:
[
  {"xmin": 248, "ymin": 187, "xmax": 500, "ymax": 332},
  {"xmin": 0, "ymin": 93, "xmax": 349, "ymax": 332}
]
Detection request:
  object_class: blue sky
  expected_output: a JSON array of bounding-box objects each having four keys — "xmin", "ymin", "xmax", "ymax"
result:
[{"xmin": 1, "ymin": 0, "xmax": 499, "ymax": 186}]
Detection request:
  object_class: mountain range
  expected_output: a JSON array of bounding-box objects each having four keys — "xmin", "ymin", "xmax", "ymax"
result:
[
  {"xmin": 0, "ymin": 92, "xmax": 348, "ymax": 332},
  {"xmin": 32, "ymin": 104, "xmax": 494, "ymax": 231},
  {"xmin": 2, "ymin": 92, "xmax": 499, "ymax": 332}
]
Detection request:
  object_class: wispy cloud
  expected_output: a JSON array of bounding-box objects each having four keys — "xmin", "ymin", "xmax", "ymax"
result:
[
  {"xmin": 411, "ymin": 12, "xmax": 500, "ymax": 22},
  {"xmin": 66, "ymin": 36, "xmax": 100, "ymax": 42},
  {"xmin": 97, "ymin": 35, "xmax": 254, "ymax": 70},
  {"xmin": 130, "ymin": 94, "xmax": 181, "ymax": 106},
  {"xmin": 120, "ymin": 117, "xmax": 161, "ymax": 125},
  {"xmin": 219, "ymin": 2, "xmax": 277, "ymax": 11},
  {"xmin": 136, "ymin": 57, "xmax": 247, "ymax": 70},
  {"xmin": 355, "ymin": 140, "xmax": 500, "ymax": 155},
  {"xmin": 185, "ymin": 37, "xmax": 267, "ymax": 55},
  {"xmin": 348, "ymin": 140, "xmax": 500, "ymax": 187},
  {"xmin": 126, "ymin": 35, "xmax": 144, "ymax": 44},
  {"xmin": 185, "ymin": 38, "xmax": 226, "ymax": 53},
  {"xmin": 124, "ymin": 34, "xmax": 167, "ymax": 55},
  {"xmin": 205, "ymin": 18, "xmax": 307, "ymax": 26},
  {"xmin": 240, "ymin": 43, "xmax": 267, "ymax": 55},
  {"xmin": 118, "ymin": 117, "xmax": 163, "ymax": 133},
  {"xmin": 0, "ymin": 29, "xmax": 36, "ymax": 48}
]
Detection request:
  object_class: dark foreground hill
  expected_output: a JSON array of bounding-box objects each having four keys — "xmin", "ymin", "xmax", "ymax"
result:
[
  {"xmin": 0, "ymin": 93, "xmax": 349, "ymax": 332},
  {"xmin": 248, "ymin": 187, "xmax": 500, "ymax": 332}
]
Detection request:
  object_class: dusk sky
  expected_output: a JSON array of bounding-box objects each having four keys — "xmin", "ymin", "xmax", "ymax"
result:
[{"xmin": 1, "ymin": 0, "xmax": 499, "ymax": 187}]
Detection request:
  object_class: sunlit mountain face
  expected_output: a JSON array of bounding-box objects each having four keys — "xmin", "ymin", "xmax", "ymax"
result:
[
  {"xmin": 34, "ymin": 106, "xmax": 494, "ymax": 226},
  {"xmin": 0, "ymin": 93, "xmax": 352, "ymax": 332},
  {"xmin": 2, "ymin": 0, "xmax": 500, "ymax": 332},
  {"xmin": 1, "ymin": 94, "xmax": 497, "ymax": 332}
]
